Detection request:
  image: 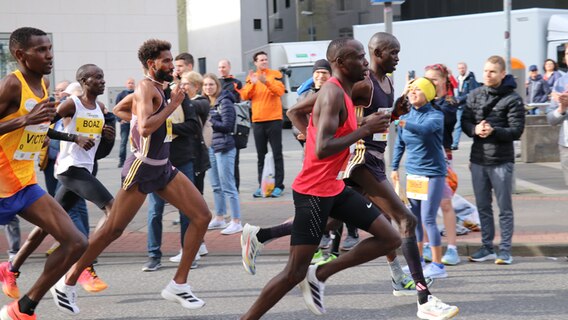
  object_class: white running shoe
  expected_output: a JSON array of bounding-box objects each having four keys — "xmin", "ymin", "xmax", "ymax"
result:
[
  {"xmin": 298, "ymin": 265, "xmax": 326, "ymax": 315},
  {"xmin": 161, "ymin": 281, "xmax": 205, "ymax": 309},
  {"xmin": 240, "ymin": 223, "xmax": 264, "ymax": 275},
  {"xmin": 220, "ymin": 221, "xmax": 243, "ymax": 235},
  {"xmin": 423, "ymin": 263, "xmax": 448, "ymax": 279},
  {"xmin": 417, "ymin": 295, "xmax": 459, "ymax": 320},
  {"xmin": 198, "ymin": 243, "xmax": 208, "ymax": 256},
  {"xmin": 207, "ymin": 219, "xmax": 227, "ymax": 230},
  {"xmin": 169, "ymin": 250, "xmax": 200, "ymax": 264},
  {"xmin": 50, "ymin": 277, "xmax": 80, "ymax": 315}
]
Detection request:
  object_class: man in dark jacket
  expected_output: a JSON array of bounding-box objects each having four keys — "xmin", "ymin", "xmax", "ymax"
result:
[
  {"xmin": 114, "ymin": 78, "xmax": 135, "ymax": 167},
  {"xmin": 526, "ymin": 64, "xmax": 551, "ymax": 109},
  {"xmin": 452, "ymin": 62, "xmax": 480, "ymax": 150},
  {"xmin": 462, "ymin": 55, "xmax": 525, "ymax": 266}
]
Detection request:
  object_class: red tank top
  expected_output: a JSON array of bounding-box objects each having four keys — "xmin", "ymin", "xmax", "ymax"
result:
[{"xmin": 292, "ymin": 77, "xmax": 357, "ymax": 197}]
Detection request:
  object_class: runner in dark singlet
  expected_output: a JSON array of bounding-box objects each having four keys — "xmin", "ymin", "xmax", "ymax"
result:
[
  {"xmin": 49, "ymin": 39, "xmax": 212, "ymax": 316},
  {"xmin": 241, "ymin": 38, "xmax": 399, "ymax": 320}
]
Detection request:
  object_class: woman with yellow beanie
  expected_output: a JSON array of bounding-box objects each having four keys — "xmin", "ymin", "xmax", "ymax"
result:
[{"xmin": 391, "ymin": 77, "xmax": 449, "ymax": 279}]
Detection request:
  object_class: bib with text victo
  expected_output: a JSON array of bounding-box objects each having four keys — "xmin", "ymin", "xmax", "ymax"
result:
[
  {"xmin": 76, "ymin": 110, "xmax": 104, "ymax": 140},
  {"xmin": 164, "ymin": 117, "xmax": 173, "ymax": 143},
  {"xmin": 406, "ymin": 174, "xmax": 429, "ymax": 200},
  {"xmin": 13, "ymin": 123, "xmax": 50, "ymax": 160}
]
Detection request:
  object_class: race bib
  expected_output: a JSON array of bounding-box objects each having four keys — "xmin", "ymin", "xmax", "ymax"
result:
[
  {"xmin": 406, "ymin": 175, "xmax": 429, "ymax": 200},
  {"xmin": 76, "ymin": 112, "xmax": 104, "ymax": 139},
  {"xmin": 13, "ymin": 123, "xmax": 50, "ymax": 160},
  {"xmin": 373, "ymin": 132, "xmax": 388, "ymax": 141},
  {"xmin": 164, "ymin": 117, "xmax": 173, "ymax": 143}
]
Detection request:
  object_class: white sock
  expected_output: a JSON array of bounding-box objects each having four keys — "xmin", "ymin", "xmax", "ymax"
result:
[
  {"xmin": 170, "ymin": 280, "xmax": 187, "ymax": 289},
  {"xmin": 388, "ymin": 257, "xmax": 405, "ymax": 283},
  {"xmin": 447, "ymin": 244, "xmax": 457, "ymax": 250}
]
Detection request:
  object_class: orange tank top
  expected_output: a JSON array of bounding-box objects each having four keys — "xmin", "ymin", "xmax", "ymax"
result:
[{"xmin": 0, "ymin": 70, "xmax": 49, "ymax": 197}]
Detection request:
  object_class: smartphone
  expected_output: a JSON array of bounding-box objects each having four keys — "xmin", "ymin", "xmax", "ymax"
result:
[{"xmin": 408, "ymin": 70, "xmax": 415, "ymax": 80}]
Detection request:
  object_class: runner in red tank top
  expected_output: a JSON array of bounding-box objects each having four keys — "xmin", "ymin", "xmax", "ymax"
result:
[{"xmin": 241, "ymin": 38, "xmax": 400, "ymax": 320}]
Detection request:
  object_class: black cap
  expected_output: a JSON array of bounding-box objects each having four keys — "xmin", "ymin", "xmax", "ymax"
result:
[
  {"xmin": 529, "ymin": 65, "xmax": 538, "ymax": 71},
  {"xmin": 313, "ymin": 59, "xmax": 331, "ymax": 73}
]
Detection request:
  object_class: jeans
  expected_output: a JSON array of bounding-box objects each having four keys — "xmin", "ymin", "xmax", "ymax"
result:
[
  {"xmin": 470, "ymin": 162, "xmax": 515, "ymax": 252},
  {"xmin": 68, "ymin": 199, "xmax": 90, "ymax": 237},
  {"xmin": 452, "ymin": 106, "xmax": 463, "ymax": 149},
  {"xmin": 253, "ymin": 120, "xmax": 285, "ymax": 189},
  {"xmin": 209, "ymin": 147, "xmax": 241, "ymax": 219},
  {"xmin": 409, "ymin": 176, "xmax": 445, "ymax": 246},
  {"xmin": 4, "ymin": 217, "xmax": 20, "ymax": 255},
  {"xmin": 119, "ymin": 122, "xmax": 130, "ymax": 165},
  {"xmin": 147, "ymin": 161, "xmax": 194, "ymax": 259},
  {"xmin": 43, "ymin": 158, "xmax": 58, "ymax": 197}
]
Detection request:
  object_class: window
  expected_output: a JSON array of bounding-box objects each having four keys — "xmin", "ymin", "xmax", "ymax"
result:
[
  {"xmin": 286, "ymin": 0, "xmax": 290, "ymax": 8},
  {"xmin": 273, "ymin": 0, "xmax": 277, "ymax": 13},
  {"xmin": 254, "ymin": 19, "xmax": 262, "ymax": 30},
  {"xmin": 198, "ymin": 57, "xmax": 206, "ymax": 75},
  {"xmin": 557, "ymin": 43, "xmax": 567, "ymax": 73},
  {"xmin": 339, "ymin": 27, "xmax": 353, "ymax": 38},
  {"xmin": 337, "ymin": 0, "xmax": 348, "ymax": 11},
  {"xmin": 274, "ymin": 18, "xmax": 284, "ymax": 30}
]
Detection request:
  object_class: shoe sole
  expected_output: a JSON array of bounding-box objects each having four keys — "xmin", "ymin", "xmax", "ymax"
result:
[
  {"xmin": 468, "ymin": 254, "xmax": 496, "ymax": 262},
  {"xmin": 298, "ymin": 279, "xmax": 325, "ymax": 316},
  {"xmin": 495, "ymin": 258, "xmax": 513, "ymax": 265},
  {"xmin": 441, "ymin": 259, "xmax": 461, "ymax": 266},
  {"xmin": 142, "ymin": 264, "xmax": 162, "ymax": 272},
  {"xmin": 393, "ymin": 289, "xmax": 417, "ymax": 297},
  {"xmin": 221, "ymin": 229, "xmax": 243, "ymax": 235},
  {"xmin": 241, "ymin": 227, "xmax": 257, "ymax": 275},
  {"xmin": 417, "ymin": 307, "xmax": 459, "ymax": 320},
  {"xmin": 161, "ymin": 289, "xmax": 205, "ymax": 309}
]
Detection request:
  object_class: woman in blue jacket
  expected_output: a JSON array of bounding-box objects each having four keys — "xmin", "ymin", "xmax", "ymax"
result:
[
  {"xmin": 391, "ymin": 77, "xmax": 448, "ymax": 279},
  {"xmin": 202, "ymin": 73, "xmax": 243, "ymax": 235}
]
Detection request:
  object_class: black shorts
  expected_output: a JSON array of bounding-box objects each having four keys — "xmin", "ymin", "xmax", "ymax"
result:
[
  {"xmin": 291, "ymin": 186, "xmax": 381, "ymax": 246},
  {"xmin": 56, "ymin": 166, "xmax": 113, "ymax": 210},
  {"xmin": 346, "ymin": 151, "xmax": 387, "ymax": 187},
  {"xmin": 121, "ymin": 155, "xmax": 178, "ymax": 194}
]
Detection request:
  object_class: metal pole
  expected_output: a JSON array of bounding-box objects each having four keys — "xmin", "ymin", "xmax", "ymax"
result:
[
  {"xmin": 384, "ymin": 2, "xmax": 393, "ymax": 34},
  {"xmin": 310, "ymin": 15, "xmax": 315, "ymax": 41},
  {"xmin": 384, "ymin": 2, "xmax": 395, "ymax": 169},
  {"xmin": 504, "ymin": 0, "xmax": 512, "ymax": 74}
]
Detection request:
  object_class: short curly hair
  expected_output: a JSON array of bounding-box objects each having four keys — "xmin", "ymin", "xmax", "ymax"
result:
[
  {"xmin": 9, "ymin": 27, "xmax": 47, "ymax": 57},
  {"xmin": 137, "ymin": 39, "xmax": 171, "ymax": 69}
]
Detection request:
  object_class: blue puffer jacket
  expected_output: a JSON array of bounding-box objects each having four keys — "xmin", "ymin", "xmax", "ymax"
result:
[{"xmin": 210, "ymin": 90, "xmax": 236, "ymax": 153}]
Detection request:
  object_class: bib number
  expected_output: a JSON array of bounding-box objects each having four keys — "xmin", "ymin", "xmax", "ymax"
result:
[
  {"xmin": 76, "ymin": 115, "xmax": 103, "ymax": 139},
  {"xmin": 406, "ymin": 175, "xmax": 429, "ymax": 200},
  {"xmin": 13, "ymin": 123, "xmax": 49, "ymax": 160},
  {"xmin": 164, "ymin": 117, "xmax": 173, "ymax": 143}
]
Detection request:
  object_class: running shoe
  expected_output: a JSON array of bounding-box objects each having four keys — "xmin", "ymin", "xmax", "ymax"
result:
[
  {"xmin": 252, "ymin": 188, "xmax": 262, "ymax": 198},
  {"xmin": 271, "ymin": 187, "xmax": 283, "ymax": 198},
  {"xmin": 169, "ymin": 250, "xmax": 183, "ymax": 263},
  {"xmin": 161, "ymin": 281, "xmax": 205, "ymax": 309},
  {"xmin": 142, "ymin": 257, "xmax": 162, "ymax": 272},
  {"xmin": 495, "ymin": 251, "xmax": 513, "ymax": 265},
  {"xmin": 423, "ymin": 263, "xmax": 448, "ymax": 279},
  {"xmin": 417, "ymin": 295, "xmax": 459, "ymax": 320},
  {"xmin": 0, "ymin": 262, "xmax": 19, "ymax": 299},
  {"xmin": 50, "ymin": 277, "xmax": 80, "ymax": 315},
  {"xmin": 340, "ymin": 235, "xmax": 360, "ymax": 251},
  {"xmin": 198, "ymin": 243, "xmax": 208, "ymax": 256},
  {"xmin": 441, "ymin": 247, "xmax": 461, "ymax": 266},
  {"xmin": 318, "ymin": 235, "xmax": 332, "ymax": 249},
  {"xmin": 77, "ymin": 265, "xmax": 108, "ymax": 292},
  {"xmin": 0, "ymin": 300, "xmax": 35, "ymax": 320},
  {"xmin": 402, "ymin": 260, "xmax": 427, "ymax": 274},
  {"xmin": 208, "ymin": 219, "xmax": 227, "ymax": 230},
  {"xmin": 423, "ymin": 243, "xmax": 432, "ymax": 262},
  {"xmin": 315, "ymin": 253, "xmax": 337, "ymax": 266},
  {"xmin": 221, "ymin": 221, "xmax": 243, "ymax": 235},
  {"xmin": 241, "ymin": 223, "xmax": 264, "ymax": 275},
  {"xmin": 299, "ymin": 265, "xmax": 326, "ymax": 315},
  {"xmin": 468, "ymin": 245, "xmax": 496, "ymax": 262},
  {"xmin": 392, "ymin": 275, "xmax": 435, "ymax": 297},
  {"xmin": 310, "ymin": 249, "xmax": 325, "ymax": 264}
]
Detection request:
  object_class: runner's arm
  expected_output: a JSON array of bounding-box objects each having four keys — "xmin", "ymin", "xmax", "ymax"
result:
[
  {"xmin": 287, "ymin": 92, "xmax": 317, "ymax": 135},
  {"xmin": 135, "ymin": 81, "xmax": 184, "ymax": 137}
]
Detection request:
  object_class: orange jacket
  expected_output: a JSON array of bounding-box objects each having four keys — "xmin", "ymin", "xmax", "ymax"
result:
[{"xmin": 240, "ymin": 69, "xmax": 285, "ymax": 123}]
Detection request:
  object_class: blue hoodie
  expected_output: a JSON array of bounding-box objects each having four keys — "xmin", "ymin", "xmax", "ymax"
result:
[{"xmin": 392, "ymin": 102, "xmax": 447, "ymax": 177}]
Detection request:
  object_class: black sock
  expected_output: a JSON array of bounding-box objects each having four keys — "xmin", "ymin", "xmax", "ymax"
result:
[
  {"xmin": 401, "ymin": 236, "xmax": 431, "ymax": 303},
  {"xmin": 18, "ymin": 295, "xmax": 38, "ymax": 316},
  {"xmin": 9, "ymin": 262, "xmax": 18, "ymax": 273},
  {"xmin": 257, "ymin": 221, "xmax": 293, "ymax": 244},
  {"xmin": 330, "ymin": 225, "xmax": 343, "ymax": 256}
]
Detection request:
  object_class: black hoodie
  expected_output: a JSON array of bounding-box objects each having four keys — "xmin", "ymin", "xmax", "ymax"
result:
[{"xmin": 462, "ymin": 75, "xmax": 525, "ymax": 165}]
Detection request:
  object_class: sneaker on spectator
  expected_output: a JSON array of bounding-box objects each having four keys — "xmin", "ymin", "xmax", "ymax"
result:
[
  {"xmin": 495, "ymin": 251, "xmax": 513, "ymax": 265},
  {"xmin": 423, "ymin": 263, "xmax": 448, "ymax": 279},
  {"xmin": 77, "ymin": 265, "xmax": 108, "ymax": 292},
  {"xmin": 271, "ymin": 187, "xmax": 283, "ymax": 198},
  {"xmin": 298, "ymin": 265, "xmax": 326, "ymax": 315},
  {"xmin": 423, "ymin": 243, "xmax": 432, "ymax": 262},
  {"xmin": 170, "ymin": 251, "xmax": 200, "ymax": 264},
  {"xmin": 402, "ymin": 260, "xmax": 426, "ymax": 274},
  {"xmin": 198, "ymin": 243, "xmax": 208, "ymax": 256},
  {"xmin": 417, "ymin": 295, "xmax": 459, "ymax": 320},
  {"xmin": 318, "ymin": 235, "xmax": 332, "ymax": 249},
  {"xmin": 0, "ymin": 300, "xmax": 36, "ymax": 320},
  {"xmin": 340, "ymin": 235, "xmax": 360, "ymax": 251},
  {"xmin": 241, "ymin": 224, "xmax": 264, "ymax": 275},
  {"xmin": 161, "ymin": 281, "xmax": 205, "ymax": 309},
  {"xmin": 142, "ymin": 257, "xmax": 162, "ymax": 272},
  {"xmin": 442, "ymin": 247, "xmax": 461, "ymax": 266},
  {"xmin": 208, "ymin": 219, "xmax": 227, "ymax": 230},
  {"xmin": 252, "ymin": 188, "xmax": 263, "ymax": 198},
  {"xmin": 190, "ymin": 260, "xmax": 199, "ymax": 269},
  {"xmin": 468, "ymin": 245, "xmax": 496, "ymax": 262},
  {"xmin": 221, "ymin": 221, "xmax": 243, "ymax": 235},
  {"xmin": 0, "ymin": 262, "xmax": 19, "ymax": 299}
]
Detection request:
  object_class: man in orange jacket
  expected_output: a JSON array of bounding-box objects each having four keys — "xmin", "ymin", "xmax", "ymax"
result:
[{"xmin": 241, "ymin": 51, "xmax": 286, "ymax": 198}]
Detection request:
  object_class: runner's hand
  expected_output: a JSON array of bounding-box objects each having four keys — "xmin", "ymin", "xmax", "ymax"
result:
[
  {"xmin": 102, "ymin": 124, "xmax": 115, "ymax": 141},
  {"xmin": 362, "ymin": 111, "xmax": 390, "ymax": 134},
  {"xmin": 26, "ymin": 100, "xmax": 57, "ymax": 125},
  {"xmin": 169, "ymin": 85, "xmax": 185, "ymax": 107},
  {"xmin": 75, "ymin": 135, "xmax": 95, "ymax": 151}
]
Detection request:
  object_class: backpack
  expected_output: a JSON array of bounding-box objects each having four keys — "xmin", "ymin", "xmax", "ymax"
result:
[{"xmin": 233, "ymin": 101, "xmax": 251, "ymax": 149}]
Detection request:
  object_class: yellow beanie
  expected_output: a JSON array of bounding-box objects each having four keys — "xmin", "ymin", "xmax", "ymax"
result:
[{"xmin": 411, "ymin": 77, "xmax": 436, "ymax": 102}]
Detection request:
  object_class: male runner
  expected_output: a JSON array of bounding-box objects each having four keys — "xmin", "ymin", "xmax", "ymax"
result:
[
  {"xmin": 48, "ymin": 39, "xmax": 211, "ymax": 315},
  {"xmin": 0, "ymin": 27, "xmax": 87, "ymax": 320},
  {"xmin": 241, "ymin": 38, "xmax": 401, "ymax": 320}
]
